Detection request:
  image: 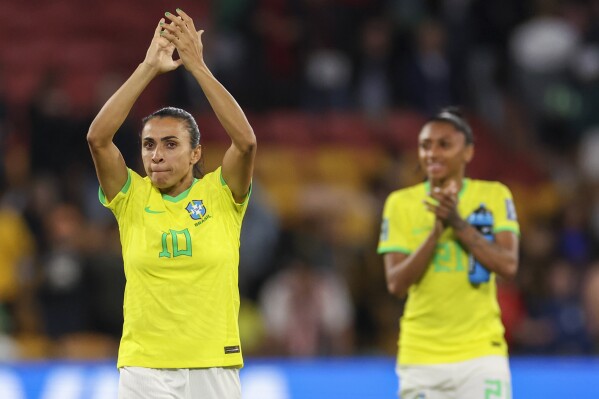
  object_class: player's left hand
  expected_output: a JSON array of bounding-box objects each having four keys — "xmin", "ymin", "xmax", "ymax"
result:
[{"xmin": 161, "ymin": 9, "xmax": 205, "ymax": 71}]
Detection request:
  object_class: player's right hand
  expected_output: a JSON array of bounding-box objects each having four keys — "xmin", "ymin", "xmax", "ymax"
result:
[{"xmin": 142, "ymin": 18, "xmax": 183, "ymax": 75}]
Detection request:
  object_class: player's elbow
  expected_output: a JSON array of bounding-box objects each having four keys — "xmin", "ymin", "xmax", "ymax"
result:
[
  {"xmin": 386, "ymin": 280, "xmax": 408, "ymax": 299},
  {"xmin": 86, "ymin": 126, "xmax": 109, "ymax": 149},
  {"xmin": 236, "ymin": 129, "xmax": 257, "ymax": 154},
  {"xmin": 86, "ymin": 127, "xmax": 97, "ymax": 145},
  {"xmin": 498, "ymin": 259, "xmax": 518, "ymax": 280}
]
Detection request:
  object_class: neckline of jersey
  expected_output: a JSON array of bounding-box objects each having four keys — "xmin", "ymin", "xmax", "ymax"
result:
[{"xmin": 162, "ymin": 178, "xmax": 200, "ymax": 202}]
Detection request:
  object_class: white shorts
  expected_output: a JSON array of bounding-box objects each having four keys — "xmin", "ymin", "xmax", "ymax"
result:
[
  {"xmin": 397, "ymin": 356, "xmax": 511, "ymax": 399},
  {"xmin": 118, "ymin": 366, "xmax": 241, "ymax": 399}
]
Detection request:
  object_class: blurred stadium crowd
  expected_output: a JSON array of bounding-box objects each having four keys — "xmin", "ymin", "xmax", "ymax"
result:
[{"xmin": 2, "ymin": 0, "xmax": 599, "ymax": 360}]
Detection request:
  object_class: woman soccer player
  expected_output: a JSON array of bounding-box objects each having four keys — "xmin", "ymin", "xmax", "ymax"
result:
[
  {"xmin": 378, "ymin": 108, "xmax": 519, "ymax": 399},
  {"xmin": 87, "ymin": 9, "xmax": 256, "ymax": 399}
]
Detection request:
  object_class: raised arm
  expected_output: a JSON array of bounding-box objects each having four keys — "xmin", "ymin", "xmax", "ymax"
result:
[
  {"xmin": 162, "ymin": 9, "xmax": 256, "ymax": 202},
  {"xmin": 87, "ymin": 18, "xmax": 182, "ymax": 201}
]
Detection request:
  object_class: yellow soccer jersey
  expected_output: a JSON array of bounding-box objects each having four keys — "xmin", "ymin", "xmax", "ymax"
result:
[
  {"xmin": 378, "ymin": 179, "xmax": 519, "ymax": 365},
  {"xmin": 100, "ymin": 167, "xmax": 250, "ymax": 369}
]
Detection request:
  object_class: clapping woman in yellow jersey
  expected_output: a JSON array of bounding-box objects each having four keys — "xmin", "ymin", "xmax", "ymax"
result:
[
  {"xmin": 87, "ymin": 9, "xmax": 255, "ymax": 399},
  {"xmin": 378, "ymin": 108, "xmax": 519, "ymax": 399}
]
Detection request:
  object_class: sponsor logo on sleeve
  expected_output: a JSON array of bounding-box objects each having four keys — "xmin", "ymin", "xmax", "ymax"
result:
[
  {"xmin": 505, "ymin": 199, "xmax": 517, "ymax": 221},
  {"xmin": 380, "ymin": 219, "xmax": 389, "ymax": 241}
]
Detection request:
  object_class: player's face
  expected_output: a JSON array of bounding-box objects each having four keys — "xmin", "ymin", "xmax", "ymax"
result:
[
  {"xmin": 141, "ymin": 117, "xmax": 201, "ymax": 195},
  {"xmin": 418, "ymin": 121, "xmax": 473, "ymax": 185}
]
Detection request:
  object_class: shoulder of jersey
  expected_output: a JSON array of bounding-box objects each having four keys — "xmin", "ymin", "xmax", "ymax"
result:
[
  {"xmin": 389, "ymin": 182, "xmax": 426, "ymax": 200},
  {"xmin": 468, "ymin": 179, "xmax": 507, "ymax": 193}
]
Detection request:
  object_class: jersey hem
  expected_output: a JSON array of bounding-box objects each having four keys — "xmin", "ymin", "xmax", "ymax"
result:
[{"xmin": 117, "ymin": 358, "xmax": 244, "ymax": 369}]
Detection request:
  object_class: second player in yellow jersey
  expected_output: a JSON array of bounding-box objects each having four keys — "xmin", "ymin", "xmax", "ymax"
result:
[
  {"xmin": 378, "ymin": 107, "xmax": 519, "ymax": 399},
  {"xmin": 379, "ymin": 179, "xmax": 519, "ymax": 365}
]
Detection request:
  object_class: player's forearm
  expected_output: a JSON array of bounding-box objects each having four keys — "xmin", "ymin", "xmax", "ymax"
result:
[
  {"xmin": 189, "ymin": 63, "xmax": 256, "ymax": 153},
  {"xmin": 386, "ymin": 231, "xmax": 440, "ymax": 298},
  {"xmin": 454, "ymin": 226, "xmax": 518, "ymax": 279},
  {"xmin": 87, "ymin": 63, "xmax": 157, "ymax": 147}
]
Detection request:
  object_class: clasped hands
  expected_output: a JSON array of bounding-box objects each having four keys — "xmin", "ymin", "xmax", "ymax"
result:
[
  {"xmin": 143, "ymin": 8, "xmax": 205, "ymax": 75},
  {"xmin": 423, "ymin": 180, "xmax": 466, "ymax": 232}
]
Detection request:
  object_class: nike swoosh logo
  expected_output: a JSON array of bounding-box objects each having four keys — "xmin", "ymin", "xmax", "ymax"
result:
[{"xmin": 144, "ymin": 206, "xmax": 165, "ymax": 214}]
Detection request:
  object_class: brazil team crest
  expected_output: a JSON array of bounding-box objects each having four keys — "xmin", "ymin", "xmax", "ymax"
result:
[{"xmin": 186, "ymin": 200, "xmax": 207, "ymax": 220}]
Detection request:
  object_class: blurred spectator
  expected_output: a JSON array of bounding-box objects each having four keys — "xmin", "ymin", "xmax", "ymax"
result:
[
  {"xmin": 583, "ymin": 263, "xmax": 599, "ymax": 351},
  {"xmin": 37, "ymin": 203, "xmax": 89, "ymax": 339},
  {"xmin": 0, "ymin": 67, "xmax": 8, "ymax": 184},
  {"xmin": 578, "ymin": 127, "xmax": 599, "ymax": 183},
  {"xmin": 524, "ymin": 259, "xmax": 593, "ymax": 354},
  {"xmin": 577, "ymin": 128, "xmax": 599, "ymax": 241},
  {"xmin": 259, "ymin": 257, "xmax": 354, "ymax": 356},
  {"xmin": 299, "ymin": 0, "xmax": 356, "ymax": 110},
  {"xmin": 573, "ymin": 45, "xmax": 599, "ymax": 131},
  {"xmin": 508, "ymin": 1, "xmax": 582, "ymax": 150},
  {"xmin": 0, "ymin": 194, "xmax": 35, "ymax": 338},
  {"xmin": 1, "ymin": 141, "xmax": 31, "ymax": 213},
  {"xmin": 555, "ymin": 197, "xmax": 596, "ymax": 267},
  {"xmin": 22, "ymin": 175, "xmax": 62, "ymax": 253},
  {"xmin": 302, "ymin": 48, "xmax": 353, "ymax": 110},
  {"xmin": 248, "ymin": 0, "xmax": 303, "ymax": 109},
  {"xmin": 238, "ymin": 181, "xmax": 281, "ymax": 300},
  {"xmin": 402, "ymin": 18, "xmax": 454, "ymax": 115},
  {"xmin": 496, "ymin": 277, "xmax": 528, "ymax": 350},
  {"xmin": 84, "ymin": 223, "xmax": 125, "ymax": 340},
  {"xmin": 28, "ymin": 69, "xmax": 83, "ymax": 175},
  {"xmin": 353, "ymin": 17, "xmax": 395, "ymax": 118},
  {"xmin": 0, "ymin": 205, "xmax": 35, "ymax": 322},
  {"xmin": 455, "ymin": 1, "xmax": 527, "ymax": 132}
]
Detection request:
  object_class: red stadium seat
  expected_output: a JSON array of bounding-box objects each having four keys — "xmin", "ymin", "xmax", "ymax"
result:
[
  {"xmin": 382, "ymin": 110, "xmax": 428, "ymax": 151},
  {"xmin": 319, "ymin": 112, "xmax": 375, "ymax": 146},
  {"xmin": 260, "ymin": 111, "xmax": 318, "ymax": 146}
]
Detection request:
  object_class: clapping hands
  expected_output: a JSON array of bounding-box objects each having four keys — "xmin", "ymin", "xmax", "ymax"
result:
[
  {"xmin": 142, "ymin": 9, "xmax": 205, "ymax": 76},
  {"xmin": 160, "ymin": 9, "xmax": 205, "ymax": 72},
  {"xmin": 423, "ymin": 180, "xmax": 464, "ymax": 230}
]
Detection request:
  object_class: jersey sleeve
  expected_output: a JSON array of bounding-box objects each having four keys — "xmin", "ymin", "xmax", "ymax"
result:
[
  {"xmin": 98, "ymin": 168, "xmax": 135, "ymax": 222},
  {"xmin": 211, "ymin": 166, "xmax": 252, "ymax": 215},
  {"xmin": 377, "ymin": 192, "xmax": 412, "ymax": 255},
  {"xmin": 490, "ymin": 183, "xmax": 520, "ymax": 235}
]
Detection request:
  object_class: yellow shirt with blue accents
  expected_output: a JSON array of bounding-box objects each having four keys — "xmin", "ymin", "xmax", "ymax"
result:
[
  {"xmin": 378, "ymin": 179, "xmax": 519, "ymax": 365},
  {"xmin": 100, "ymin": 167, "xmax": 250, "ymax": 369}
]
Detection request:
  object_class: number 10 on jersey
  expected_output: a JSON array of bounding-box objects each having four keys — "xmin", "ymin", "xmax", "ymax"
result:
[{"xmin": 159, "ymin": 229, "xmax": 192, "ymax": 258}]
